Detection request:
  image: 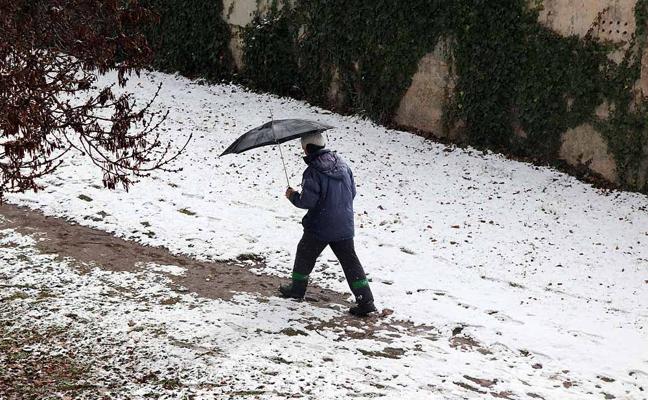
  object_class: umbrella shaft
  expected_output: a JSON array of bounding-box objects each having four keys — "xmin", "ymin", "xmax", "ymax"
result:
[{"xmin": 277, "ymin": 141, "xmax": 290, "ymax": 187}]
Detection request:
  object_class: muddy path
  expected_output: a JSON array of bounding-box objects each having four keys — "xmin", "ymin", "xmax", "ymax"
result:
[
  {"xmin": 0, "ymin": 204, "xmax": 346, "ymax": 303},
  {"xmin": 0, "ymin": 204, "xmax": 438, "ymax": 338}
]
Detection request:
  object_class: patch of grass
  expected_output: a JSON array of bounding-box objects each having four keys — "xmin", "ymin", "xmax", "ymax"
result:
[
  {"xmin": 159, "ymin": 377, "xmax": 182, "ymax": 390},
  {"xmin": 229, "ymin": 390, "xmax": 266, "ymax": 396},
  {"xmin": 269, "ymin": 356, "xmax": 292, "ymax": 364},
  {"xmin": 279, "ymin": 328, "xmax": 308, "ymax": 337},
  {"xmin": 37, "ymin": 289, "xmax": 55, "ymax": 299},
  {"xmin": 236, "ymin": 253, "xmax": 265, "ymax": 262},
  {"xmin": 0, "ymin": 325, "xmax": 97, "ymax": 398},
  {"xmin": 358, "ymin": 347, "xmax": 405, "ymax": 359},
  {"xmin": 0, "ymin": 291, "xmax": 29, "ymax": 302},
  {"xmin": 160, "ymin": 297, "xmax": 180, "ymax": 306}
]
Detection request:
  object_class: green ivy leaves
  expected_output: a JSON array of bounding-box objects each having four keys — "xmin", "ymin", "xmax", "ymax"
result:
[
  {"xmin": 145, "ymin": 0, "xmax": 648, "ymax": 191},
  {"xmin": 144, "ymin": 0, "xmax": 232, "ymax": 79}
]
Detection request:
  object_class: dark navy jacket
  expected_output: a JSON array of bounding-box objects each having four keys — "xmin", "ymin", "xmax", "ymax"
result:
[{"xmin": 290, "ymin": 149, "xmax": 356, "ymax": 242}]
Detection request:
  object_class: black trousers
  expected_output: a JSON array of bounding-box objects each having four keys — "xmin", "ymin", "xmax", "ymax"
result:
[{"xmin": 292, "ymin": 232, "xmax": 374, "ymax": 304}]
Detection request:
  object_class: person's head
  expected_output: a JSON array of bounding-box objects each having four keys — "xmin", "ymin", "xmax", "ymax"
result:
[{"xmin": 300, "ymin": 132, "xmax": 326, "ymax": 155}]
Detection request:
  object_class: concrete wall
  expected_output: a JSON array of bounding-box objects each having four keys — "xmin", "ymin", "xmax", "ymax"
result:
[
  {"xmin": 222, "ymin": 0, "xmax": 290, "ymax": 70},
  {"xmin": 222, "ymin": 0, "xmax": 274, "ymax": 70},
  {"xmin": 221, "ymin": 0, "xmax": 647, "ymax": 189},
  {"xmin": 393, "ymin": 0, "xmax": 644, "ymax": 186},
  {"xmin": 538, "ymin": 0, "xmax": 636, "ymax": 41},
  {"xmin": 394, "ymin": 41, "xmax": 457, "ymax": 140},
  {"xmin": 537, "ymin": 0, "xmax": 645, "ymax": 185}
]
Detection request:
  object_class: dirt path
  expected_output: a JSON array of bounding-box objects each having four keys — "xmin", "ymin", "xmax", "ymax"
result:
[
  {"xmin": 0, "ymin": 203, "xmax": 345, "ymax": 302},
  {"xmin": 0, "ymin": 204, "xmax": 434, "ymax": 336}
]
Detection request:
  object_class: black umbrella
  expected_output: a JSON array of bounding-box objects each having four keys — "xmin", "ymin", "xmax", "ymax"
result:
[{"xmin": 220, "ymin": 119, "xmax": 334, "ymax": 186}]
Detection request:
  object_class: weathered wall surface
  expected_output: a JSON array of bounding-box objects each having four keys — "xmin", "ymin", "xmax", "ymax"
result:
[
  {"xmin": 559, "ymin": 124, "xmax": 619, "ymax": 182},
  {"xmin": 538, "ymin": 0, "xmax": 636, "ymax": 40},
  {"xmin": 222, "ymin": 0, "xmax": 647, "ymax": 190},
  {"xmin": 222, "ymin": 0, "xmax": 290, "ymax": 70},
  {"xmin": 394, "ymin": 41, "xmax": 457, "ymax": 140},
  {"xmin": 537, "ymin": 0, "xmax": 645, "ymax": 185},
  {"xmin": 222, "ymin": 0, "xmax": 274, "ymax": 70}
]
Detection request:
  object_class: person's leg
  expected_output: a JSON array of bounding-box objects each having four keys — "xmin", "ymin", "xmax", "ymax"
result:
[
  {"xmin": 279, "ymin": 232, "xmax": 328, "ymax": 299},
  {"xmin": 329, "ymin": 239, "xmax": 377, "ymax": 316}
]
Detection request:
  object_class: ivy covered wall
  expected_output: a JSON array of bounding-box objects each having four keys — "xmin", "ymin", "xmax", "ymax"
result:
[
  {"xmin": 238, "ymin": 0, "xmax": 648, "ymax": 192},
  {"xmin": 143, "ymin": 0, "xmax": 232, "ymax": 79},
  {"xmin": 145, "ymin": 0, "xmax": 648, "ymax": 193}
]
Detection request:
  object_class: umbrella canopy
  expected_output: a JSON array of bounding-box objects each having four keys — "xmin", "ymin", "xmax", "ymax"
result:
[{"xmin": 220, "ymin": 119, "xmax": 334, "ymax": 156}]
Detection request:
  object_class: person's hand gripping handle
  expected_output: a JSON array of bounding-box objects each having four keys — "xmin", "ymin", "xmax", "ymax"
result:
[{"xmin": 285, "ymin": 186, "xmax": 296, "ymax": 200}]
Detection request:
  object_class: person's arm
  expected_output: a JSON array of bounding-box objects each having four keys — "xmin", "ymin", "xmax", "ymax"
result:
[{"xmin": 289, "ymin": 169, "xmax": 320, "ymax": 209}]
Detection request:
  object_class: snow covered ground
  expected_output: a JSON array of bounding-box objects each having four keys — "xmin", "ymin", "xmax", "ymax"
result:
[
  {"xmin": 4, "ymin": 71, "xmax": 648, "ymax": 399},
  {"xmin": 0, "ymin": 226, "xmax": 437, "ymax": 398}
]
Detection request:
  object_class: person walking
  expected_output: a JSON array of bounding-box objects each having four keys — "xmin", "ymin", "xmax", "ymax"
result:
[{"xmin": 279, "ymin": 132, "xmax": 377, "ymax": 317}]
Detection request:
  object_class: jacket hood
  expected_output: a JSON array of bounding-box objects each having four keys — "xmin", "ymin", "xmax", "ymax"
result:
[{"xmin": 304, "ymin": 149, "xmax": 347, "ymax": 180}]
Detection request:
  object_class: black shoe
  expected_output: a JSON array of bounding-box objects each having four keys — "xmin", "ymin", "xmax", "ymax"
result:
[
  {"xmin": 349, "ymin": 302, "xmax": 377, "ymax": 317},
  {"xmin": 350, "ymin": 285, "xmax": 375, "ymax": 316},
  {"xmin": 279, "ymin": 281, "xmax": 307, "ymax": 299}
]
